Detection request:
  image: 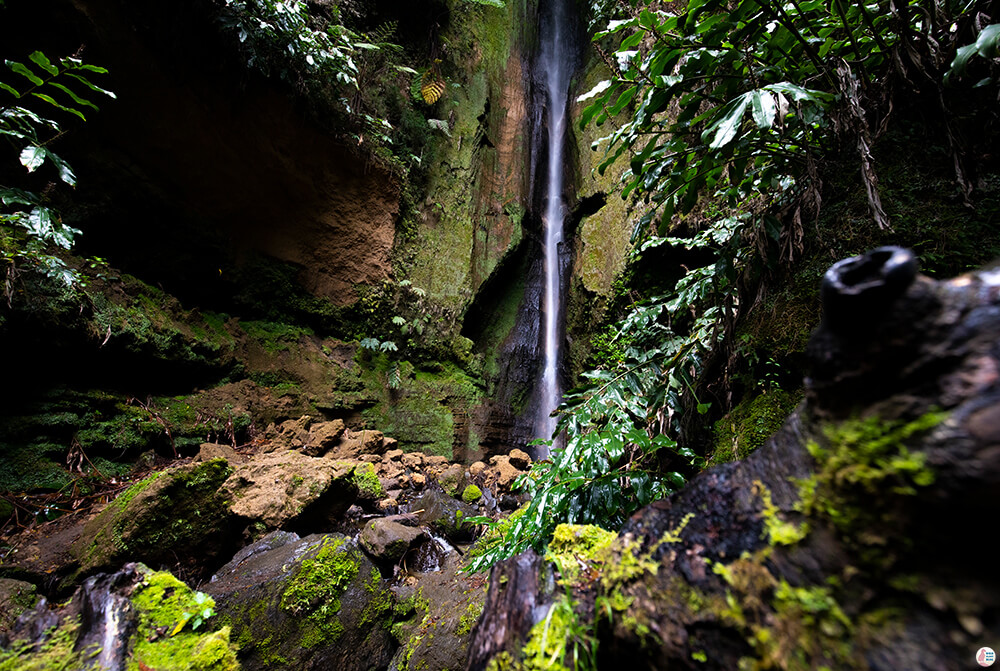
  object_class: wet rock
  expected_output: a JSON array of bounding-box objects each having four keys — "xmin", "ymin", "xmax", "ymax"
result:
[
  {"xmin": 389, "ymin": 551, "xmax": 488, "ymax": 671},
  {"xmin": 205, "ymin": 533, "xmax": 395, "ymax": 671},
  {"xmin": 71, "ymin": 459, "xmax": 236, "ymax": 573},
  {"xmin": 3, "ymin": 563, "xmax": 237, "ymax": 671},
  {"xmin": 221, "ymin": 451, "xmax": 356, "ymax": 530},
  {"xmin": 359, "ymin": 518, "xmax": 428, "ymax": 564},
  {"xmin": 406, "ymin": 488, "xmax": 477, "ymax": 542},
  {"xmin": 438, "ymin": 463, "xmax": 466, "ymax": 497}
]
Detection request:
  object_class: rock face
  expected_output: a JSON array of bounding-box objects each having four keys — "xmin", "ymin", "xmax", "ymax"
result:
[
  {"xmin": 71, "ymin": 458, "xmax": 236, "ymax": 574},
  {"xmin": 470, "ymin": 252, "xmax": 1000, "ymax": 670},
  {"xmin": 205, "ymin": 531, "xmax": 395, "ymax": 671}
]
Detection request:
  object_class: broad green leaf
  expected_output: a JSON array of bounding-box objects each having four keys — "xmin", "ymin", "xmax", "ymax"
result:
[
  {"xmin": 65, "ymin": 72, "xmax": 116, "ymax": 99},
  {"xmin": 28, "ymin": 51, "xmax": 59, "ymax": 76},
  {"xmin": 49, "ymin": 82, "xmax": 100, "ymax": 111},
  {"xmin": 19, "ymin": 145, "xmax": 46, "ymax": 172},
  {"xmin": 750, "ymin": 90, "xmax": 776, "ymax": 129},
  {"xmin": 576, "ymin": 79, "xmax": 612, "ymax": 103},
  {"xmin": 47, "ymin": 151, "xmax": 78, "ymax": 186},
  {"xmin": 702, "ymin": 93, "xmax": 751, "ymax": 149},
  {"xmin": 6, "ymin": 60, "xmax": 44, "ymax": 86},
  {"xmin": 0, "ymin": 81, "xmax": 21, "ymax": 97}
]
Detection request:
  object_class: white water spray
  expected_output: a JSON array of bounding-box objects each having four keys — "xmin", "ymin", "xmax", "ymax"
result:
[{"xmin": 537, "ymin": 0, "xmax": 572, "ymax": 449}]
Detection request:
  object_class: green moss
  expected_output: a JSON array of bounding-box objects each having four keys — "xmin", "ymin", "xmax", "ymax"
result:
[
  {"xmin": 129, "ymin": 568, "xmax": 239, "ymax": 671},
  {"xmin": 0, "ymin": 618, "xmax": 95, "ymax": 671},
  {"xmin": 351, "ymin": 462, "xmax": 384, "ymax": 500},
  {"xmin": 754, "ymin": 481, "xmax": 809, "ymax": 547},
  {"xmin": 240, "ymin": 320, "xmax": 314, "ymax": 354},
  {"xmin": 280, "ymin": 536, "xmax": 359, "ymax": 647},
  {"xmin": 456, "ymin": 601, "xmax": 484, "ymax": 636},
  {"xmin": 710, "ymin": 388, "xmax": 802, "ymax": 465},
  {"xmin": 794, "ymin": 412, "xmax": 943, "ymax": 559},
  {"xmin": 76, "ymin": 459, "xmax": 233, "ymax": 571},
  {"xmin": 545, "ymin": 524, "xmax": 617, "ymax": 585},
  {"xmin": 461, "ymin": 484, "xmax": 483, "ymax": 503}
]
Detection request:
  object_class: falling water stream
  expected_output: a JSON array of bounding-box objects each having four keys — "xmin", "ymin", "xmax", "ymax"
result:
[{"xmin": 536, "ymin": 0, "xmax": 573, "ymax": 450}]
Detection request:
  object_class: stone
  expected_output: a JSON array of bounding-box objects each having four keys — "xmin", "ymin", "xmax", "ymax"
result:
[
  {"xmin": 438, "ymin": 463, "xmax": 466, "ymax": 497},
  {"xmin": 359, "ymin": 518, "xmax": 428, "ymax": 564},
  {"xmin": 0, "ymin": 579, "xmax": 38, "ymax": 636},
  {"xmin": 410, "ymin": 473, "xmax": 426, "ymax": 489},
  {"xmin": 383, "ymin": 437, "xmax": 399, "ymax": 451},
  {"xmin": 390, "ymin": 550, "xmax": 488, "ymax": 671},
  {"xmin": 507, "ymin": 448, "xmax": 532, "ymax": 470},
  {"xmin": 328, "ymin": 429, "xmax": 386, "ymax": 459},
  {"xmin": 301, "ymin": 418, "xmax": 346, "ymax": 456},
  {"xmin": 385, "ymin": 449, "xmax": 404, "ymax": 461},
  {"xmin": 221, "ymin": 451, "xmax": 356, "ymax": 529},
  {"xmin": 469, "ymin": 461, "xmax": 487, "ymax": 476},
  {"xmin": 194, "ymin": 442, "xmax": 244, "ymax": 464},
  {"xmin": 359, "ymin": 453, "xmax": 383, "ymax": 463},
  {"xmin": 206, "ymin": 533, "xmax": 395, "ymax": 671},
  {"xmin": 262, "ymin": 415, "xmax": 313, "ymax": 452},
  {"xmin": 484, "ymin": 455, "xmax": 522, "ymax": 491},
  {"xmin": 5, "ymin": 564, "xmax": 239, "ymax": 670},
  {"xmin": 401, "ymin": 452, "xmax": 424, "ymax": 469},
  {"xmin": 71, "ymin": 459, "xmax": 236, "ymax": 573},
  {"xmin": 406, "ymin": 488, "xmax": 477, "ymax": 543}
]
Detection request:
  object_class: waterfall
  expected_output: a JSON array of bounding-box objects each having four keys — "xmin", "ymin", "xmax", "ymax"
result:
[{"xmin": 536, "ymin": 0, "xmax": 572, "ymax": 449}]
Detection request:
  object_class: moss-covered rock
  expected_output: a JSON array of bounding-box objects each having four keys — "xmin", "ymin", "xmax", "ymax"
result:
[
  {"xmin": 71, "ymin": 458, "xmax": 236, "ymax": 573},
  {"xmin": 0, "ymin": 579, "xmax": 37, "ymax": 637},
  {"xmin": 0, "ymin": 564, "xmax": 238, "ymax": 671},
  {"xmin": 205, "ymin": 532, "xmax": 395, "ymax": 671},
  {"xmin": 710, "ymin": 387, "xmax": 802, "ymax": 465}
]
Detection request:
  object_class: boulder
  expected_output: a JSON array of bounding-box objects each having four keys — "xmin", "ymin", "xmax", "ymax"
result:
[
  {"xmin": 0, "ymin": 579, "xmax": 37, "ymax": 637},
  {"xmin": 438, "ymin": 463, "xmax": 466, "ymax": 497},
  {"xmin": 221, "ymin": 451, "xmax": 357, "ymax": 530},
  {"xmin": 71, "ymin": 459, "xmax": 236, "ymax": 573},
  {"xmin": 507, "ymin": 448, "xmax": 531, "ymax": 470},
  {"xmin": 389, "ymin": 552, "xmax": 488, "ymax": 671},
  {"xmin": 301, "ymin": 419, "xmax": 346, "ymax": 456},
  {"xmin": 195, "ymin": 442, "xmax": 245, "ymax": 464},
  {"xmin": 328, "ymin": 429, "xmax": 386, "ymax": 459},
  {"xmin": 359, "ymin": 518, "xmax": 428, "ymax": 564},
  {"xmin": 205, "ymin": 532, "xmax": 395, "ymax": 671},
  {"xmin": 406, "ymin": 488, "xmax": 477, "ymax": 543}
]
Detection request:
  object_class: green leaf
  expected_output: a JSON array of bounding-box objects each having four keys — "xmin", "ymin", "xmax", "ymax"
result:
[
  {"xmin": 28, "ymin": 51, "xmax": 59, "ymax": 76},
  {"xmin": 31, "ymin": 92, "xmax": 87, "ymax": 121},
  {"xmin": 65, "ymin": 72, "xmax": 116, "ymax": 99},
  {"xmin": 19, "ymin": 145, "xmax": 46, "ymax": 172},
  {"xmin": 750, "ymin": 90, "xmax": 776, "ymax": 129},
  {"xmin": 0, "ymin": 81, "xmax": 21, "ymax": 97},
  {"xmin": 6, "ymin": 60, "xmax": 44, "ymax": 86},
  {"xmin": 702, "ymin": 93, "xmax": 751, "ymax": 149},
  {"xmin": 49, "ymin": 82, "xmax": 100, "ymax": 111}
]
